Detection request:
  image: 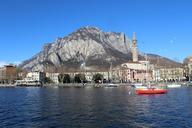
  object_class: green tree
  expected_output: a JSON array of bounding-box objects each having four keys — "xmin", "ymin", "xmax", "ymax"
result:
[
  {"xmin": 15, "ymin": 67, "xmax": 23, "ymax": 80},
  {"xmin": 74, "ymin": 74, "xmax": 86, "ymax": 83},
  {"xmin": 63, "ymin": 74, "xmax": 71, "ymax": 83},
  {"xmin": 44, "ymin": 77, "xmax": 53, "ymax": 84},
  {"xmin": 92, "ymin": 73, "xmax": 103, "ymax": 83},
  {"xmin": 58, "ymin": 74, "xmax": 64, "ymax": 83}
]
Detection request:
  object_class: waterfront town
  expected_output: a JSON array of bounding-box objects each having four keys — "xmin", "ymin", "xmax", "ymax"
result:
[
  {"xmin": 0, "ymin": 33, "xmax": 192, "ymax": 86},
  {"xmin": 1, "ymin": 0, "xmax": 192, "ymax": 127}
]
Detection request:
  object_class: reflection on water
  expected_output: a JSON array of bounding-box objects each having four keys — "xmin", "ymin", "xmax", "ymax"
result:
[{"xmin": 0, "ymin": 87, "xmax": 192, "ymax": 127}]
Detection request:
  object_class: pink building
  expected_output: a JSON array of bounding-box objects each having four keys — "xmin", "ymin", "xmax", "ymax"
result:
[{"xmin": 112, "ymin": 61, "xmax": 153, "ymax": 83}]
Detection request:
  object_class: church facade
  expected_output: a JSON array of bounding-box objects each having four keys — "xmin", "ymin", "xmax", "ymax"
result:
[{"xmin": 111, "ymin": 32, "xmax": 154, "ymax": 83}]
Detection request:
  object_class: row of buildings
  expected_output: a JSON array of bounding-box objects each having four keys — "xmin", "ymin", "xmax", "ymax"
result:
[
  {"xmin": 2, "ymin": 65, "xmax": 185, "ymax": 85},
  {"xmin": 1, "ymin": 33, "xmax": 192, "ymax": 85}
]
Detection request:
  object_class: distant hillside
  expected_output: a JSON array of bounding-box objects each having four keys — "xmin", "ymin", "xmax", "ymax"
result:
[{"xmin": 146, "ymin": 54, "xmax": 183, "ymax": 68}]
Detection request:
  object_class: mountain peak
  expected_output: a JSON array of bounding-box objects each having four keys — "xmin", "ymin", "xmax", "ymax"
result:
[
  {"xmin": 82, "ymin": 26, "xmax": 101, "ymax": 31},
  {"xmin": 75, "ymin": 26, "xmax": 102, "ymax": 34}
]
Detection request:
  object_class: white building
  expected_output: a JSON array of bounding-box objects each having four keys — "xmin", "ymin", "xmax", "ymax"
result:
[
  {"xmin": 15, "ymin": 71, "xmax": 45, "ymax": 86},
  {"xmin": 26, "ymin": 71, "xmax": 45, "ymax": 82},
  {"xmin": 153, "ymin": 69, "xmax": 161, "ymax": 82},
  {"xmin": 188, "ymin": 63, "xmax": 192, "ymax": 81}
]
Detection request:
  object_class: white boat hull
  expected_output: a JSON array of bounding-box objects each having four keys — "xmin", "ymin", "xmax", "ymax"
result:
[
  {"xmin": 167, "ymin": 84, "xmax": 181, "ymax": 88},
  {"xmin": 133, "ymin": 83, "xmax": 147, "ymax": 89}
]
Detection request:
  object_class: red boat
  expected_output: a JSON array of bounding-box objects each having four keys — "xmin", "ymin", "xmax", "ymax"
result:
[{"xmin": 136, "ymin": 88, "xmax": 168, "ymax": 94}]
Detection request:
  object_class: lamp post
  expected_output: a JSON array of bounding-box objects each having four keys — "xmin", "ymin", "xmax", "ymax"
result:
[{"xmin": 188, "ymin": 63, "xmax": 191, "ymax": 82}]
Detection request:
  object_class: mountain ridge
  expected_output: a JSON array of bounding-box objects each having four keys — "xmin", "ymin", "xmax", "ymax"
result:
[{"xmin": 20, "ymin": 26, "xmax": 182, "ymax": 72}]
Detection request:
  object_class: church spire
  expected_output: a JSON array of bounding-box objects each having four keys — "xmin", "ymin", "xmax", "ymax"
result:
[
  {"xmin": 133, "ymin": 32, "xmax": 137, "ymax": 40},
  {"xmin": 132, "ymin": 32, "xmax": 137, "ymax": 47},
  {"xmin": 132, "ymin": 32, "xmax": 138, "ymax": 62}
]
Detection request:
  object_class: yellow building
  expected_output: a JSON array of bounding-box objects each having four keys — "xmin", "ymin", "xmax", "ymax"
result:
[
  {"xmin": 183, "ymin": 56, "xmax": 192, "ymax": 81},
  {"xmin": 154, "ymin": 67, "xmax": 184, "ymax": 82}
]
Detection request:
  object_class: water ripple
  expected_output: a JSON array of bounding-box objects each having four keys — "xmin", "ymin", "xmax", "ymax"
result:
[{"xmin": 0, "ymin": 87, "xmax": 192, "ymax": 127}]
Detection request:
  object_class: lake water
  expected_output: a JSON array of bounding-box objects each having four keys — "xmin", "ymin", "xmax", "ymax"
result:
[{"xmin": 0, "ymin": 86, "xmax": 192, "ymax": 128}]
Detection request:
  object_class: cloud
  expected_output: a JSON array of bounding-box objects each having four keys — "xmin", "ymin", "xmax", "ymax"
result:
[
  {"xmin": 0, "ymin": 61, "xmax": 21, "ymax": 67},
  {"xmin": 13, "ymin": 61, "xmax": 21, "ymax": 65},
  {"xmin": 0, "ymin": 61, "xmax": 8, "ymax": 67}
]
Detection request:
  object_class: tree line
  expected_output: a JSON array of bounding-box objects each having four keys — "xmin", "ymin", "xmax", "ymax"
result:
[{"xmin": 44, "ymin": 73, "xmax": 104, "ymax": 84}]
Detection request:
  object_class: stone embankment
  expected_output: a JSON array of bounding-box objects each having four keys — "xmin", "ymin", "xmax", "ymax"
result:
[
  {"xmin": 0, "ymin": 83, "xmax": 132, "ymax": 88},
  {"xmin": 43, "ymin": 83, "xmax": 131, "ymax": 88},
  {"xmin": 0, "ymin": 84, "xmax": 16, "ymax": 87}
]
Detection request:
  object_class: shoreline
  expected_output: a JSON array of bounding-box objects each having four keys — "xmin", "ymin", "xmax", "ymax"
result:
[
  {"xmin": 0, "ymin": 84, "xmax": 16, "ymax": 87},
  {"xmin": 0, "ymin": 83, "xmax": 132, "ymax": 88},
  {"xmin": 43, "ymin": 83, "xmax": 132, "ymax": 87}
]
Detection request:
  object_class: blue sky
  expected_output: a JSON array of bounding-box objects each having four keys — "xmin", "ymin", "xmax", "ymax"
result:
[{"xmin": 0, "ymin": 0, "xmax": 192, "ymax": 65}]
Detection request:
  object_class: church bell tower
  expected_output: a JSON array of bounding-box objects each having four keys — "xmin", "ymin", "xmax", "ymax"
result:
[{"xmin": 131, "ymin": 32, "xmax": 138, "ymax": 62}]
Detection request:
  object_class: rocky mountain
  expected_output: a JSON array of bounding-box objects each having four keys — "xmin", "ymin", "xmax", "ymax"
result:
[
  {"xmin": 20, "ymin": 26, "xmax": 182, "ymax": 72},
  {"xmin": 20, "ymin": 26, "xmax": 133, "ymax": 72}
]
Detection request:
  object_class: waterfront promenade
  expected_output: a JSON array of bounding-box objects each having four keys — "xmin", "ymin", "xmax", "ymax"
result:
[
  {"xmin": 0, "ymin": 82, "xmax": 189, "ymax": 88},
  {"xmin": 0, "ymin": 83, "xmax": 131, "ymax": 88},
  {"xmin": 44, "ymin": 83, "xmax": 131, "ymax": 88}
]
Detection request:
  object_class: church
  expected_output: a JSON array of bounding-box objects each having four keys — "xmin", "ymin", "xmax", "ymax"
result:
[{"xmin": 112, "ymin": 33, "xmax": 154, "ymax": 83}]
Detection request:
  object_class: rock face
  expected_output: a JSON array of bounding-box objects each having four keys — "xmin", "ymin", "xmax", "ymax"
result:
[
  {"xmin": 20, "ymin": 27, "xmax": 132, "ymax": 71},
  {"xmin": 183, "ymin": 56, "xmax": 192, "ymax": 65}
]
